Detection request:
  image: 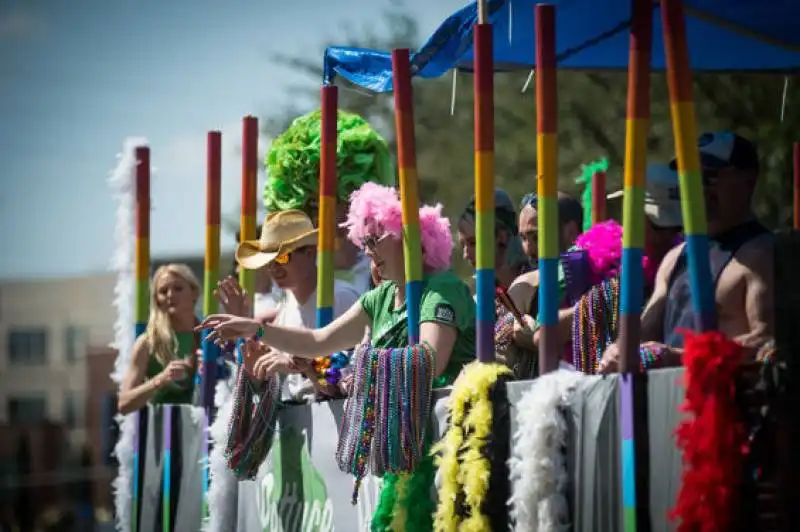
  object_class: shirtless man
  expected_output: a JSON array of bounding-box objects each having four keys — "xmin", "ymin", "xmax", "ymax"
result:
[{"xmin": 599, "ymin": 132, "xmax": 774, "ymax": 372}]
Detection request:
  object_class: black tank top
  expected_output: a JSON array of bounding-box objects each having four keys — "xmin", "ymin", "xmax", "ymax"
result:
[{"xmin": 662, "ymin": 220, "xmax": 771, "ymax": 348}]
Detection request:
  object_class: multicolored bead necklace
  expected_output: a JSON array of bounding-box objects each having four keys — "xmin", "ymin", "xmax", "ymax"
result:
[
  {"xmin": 312, "ymin": 351, "xmax": 351, "ymax": 386},
  {"xmin": 336, "ymin": 342, "xmax": 435, "ymax": 504},
  {"xmin": 224, "ymin": 367, "xmax": 281, "ymax": 479},
  {"xmin": 572, "ymin": 276, "xmax": 620, "ymax": 374}
]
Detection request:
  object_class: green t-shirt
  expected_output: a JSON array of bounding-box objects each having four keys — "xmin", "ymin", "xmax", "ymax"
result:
[{"xmin": 359, "ymin": 270, "xmax": 476, "ymax": 387}]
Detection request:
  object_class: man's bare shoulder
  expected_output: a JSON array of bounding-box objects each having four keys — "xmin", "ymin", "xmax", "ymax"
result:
[{"xmin": 654, "ymin": 242, "xmax": 685, "ymax": 283}]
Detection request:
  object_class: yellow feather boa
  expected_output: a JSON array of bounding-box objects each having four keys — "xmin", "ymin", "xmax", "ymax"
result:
[{"xmin": 432, "ymin": 362, "xmax": 512, "ymax": 532}]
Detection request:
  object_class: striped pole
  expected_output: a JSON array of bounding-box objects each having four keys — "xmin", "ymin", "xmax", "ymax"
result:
[
  {"xmin": 131, "ymin": 413, "xmax": 141, "ymax": 532},
  {"xmin": 202, "ymin": 131, "xmax": 222, "ymax": 408},
  {"xmin": 793, "ymin": 142, "xmax": 799, "ymax": 230},
  {"xmin": 662, "ymin": 0, "xmax": 717, "ymax": 332},
  {"xmin": 238, "ymin": 117, "xmax": 258, "ymax": 365},
  {"xmin": 591, "ymin": 170, "xmax": 607, "ymax": 225},
  {"xmin": 535, "ymin": 4, "xmax": 559, "ymax": 374},
  {"xmin": 162, "ymin": 405, "xmax": 173, "ymax": 532},
  {"xmin": 240, "ymin": 118, "xmax": 259, "ymax": 301},
  {"xmin": 392, "ymin": 49, "xmax": 423, "ymax": 344},
  {"xmin": 131, "ymin": 145, "xmax": 149, "ymax": 532},
  {"xmin": 317, "ymin": 86, "xmax": 337, "ymax": 329},
  {"xmin": 201, "ymin": 132, "xmax": 222, "ymax": 519},
  {"xmin": 134, "ymin": 146, "xmax": 150, "ymax": 338},
  {"xmin": 473, "ymin": 7, "xmax": 496, "ymax": 363},
  {"xmin": 618, "ymin": 0, "xmax": 653, "ymax": 530}
]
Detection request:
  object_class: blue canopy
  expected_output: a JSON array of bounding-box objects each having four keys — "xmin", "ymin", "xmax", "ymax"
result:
[{"xmin": 323, "ymin": 0, "xmax": 800, "ymax": 93}]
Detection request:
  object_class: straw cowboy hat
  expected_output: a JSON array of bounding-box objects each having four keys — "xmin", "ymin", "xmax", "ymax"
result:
[{"xmin": 236, "ymin": 210, "xmax": 318, "ymax": 270}]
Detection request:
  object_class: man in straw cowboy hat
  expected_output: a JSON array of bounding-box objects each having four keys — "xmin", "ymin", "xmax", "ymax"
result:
[{"xmin": 229, "ymin": 209, "xmax": 361, "ymax": 402}]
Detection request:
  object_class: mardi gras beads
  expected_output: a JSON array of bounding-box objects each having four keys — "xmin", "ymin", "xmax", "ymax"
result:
[
  {"xmin": 312, "ymin": 351, "xmax": 350, "ymax": 386},
  {"xmin": 639, "ymin": 344, "xmax": 664, "ymax": 371}
]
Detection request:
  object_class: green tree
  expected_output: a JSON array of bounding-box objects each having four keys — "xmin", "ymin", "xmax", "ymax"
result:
[{"xmin": 252, "ymin": 1, "xmax": 800, "ymax": 245}]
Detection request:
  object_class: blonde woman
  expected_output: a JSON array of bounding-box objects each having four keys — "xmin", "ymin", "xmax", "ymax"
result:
[{"xmin": 119, "ymin": 264, "xmax": 201, "ymax": 414}]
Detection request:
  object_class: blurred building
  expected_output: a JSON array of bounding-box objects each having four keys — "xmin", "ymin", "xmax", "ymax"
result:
[{"xmin": 0, "ymin": 254, "xmax": 221, "ymax": 526}]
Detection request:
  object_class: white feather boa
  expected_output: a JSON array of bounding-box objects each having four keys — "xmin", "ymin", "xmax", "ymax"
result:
[
  {"xmin": 108, "ymin": 137, "xmax": 149, "ymax": 532},
  {"xmin": 203, "ymin": 361, "xmax": 238, "ymax": 532},
  {"xmin": 508, "ymin": 370, "xmax": 585, "ymax": 532}
]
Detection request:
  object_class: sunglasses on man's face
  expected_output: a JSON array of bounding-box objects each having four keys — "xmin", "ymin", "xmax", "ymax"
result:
[{"xmin": 271, "ymin": 246, "xmax": 311, "ymax": 266}]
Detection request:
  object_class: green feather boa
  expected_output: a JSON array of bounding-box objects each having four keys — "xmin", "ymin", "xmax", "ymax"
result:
[
  {"xmin": 575, "ymin": 157, "xmax": 609, "ymax": 232},
  {"xmin": 263, "ymin": 110, "xmax": 394, "ymax": 212}
]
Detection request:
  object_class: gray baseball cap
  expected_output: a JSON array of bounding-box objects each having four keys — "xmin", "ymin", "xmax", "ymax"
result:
[{"xmin": 607, "ymin": 164, "xmax": 682, "ymax": 228}]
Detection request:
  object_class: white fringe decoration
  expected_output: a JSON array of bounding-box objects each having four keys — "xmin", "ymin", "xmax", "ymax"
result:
[
  {"xmin": 204, "ymin": 362, "xmax": 238, "ymax": 532},
  {"xmin": 108, "ymin": 137, "xmax": 149, "ymax": 532},
  {"xmin": 508, "ymin": 370, "xmax": 585, "ymax": 532}
]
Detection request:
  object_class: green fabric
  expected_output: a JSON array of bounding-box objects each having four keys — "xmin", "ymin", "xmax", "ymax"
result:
[
  {"xmin": 144, "ymin": 332, "xmax": 196, "ymax": 405},
  {"xmin": 263, "ymin": 110, "xmax": 394, "ymax": 213},
  {"xmin": 359, "ymin": 270, "xmax": 475, "ymax": 388}
]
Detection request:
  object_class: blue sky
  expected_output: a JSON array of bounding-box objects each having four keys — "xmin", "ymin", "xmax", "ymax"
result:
[{"xmin": 0, "ymin": 0, "xmax": 465, "ymax": 280}]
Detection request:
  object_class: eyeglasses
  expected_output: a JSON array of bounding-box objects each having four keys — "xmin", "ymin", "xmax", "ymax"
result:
[{"xmin": 360, "ymin": 234, "xmax": 389, "ymax": 251}]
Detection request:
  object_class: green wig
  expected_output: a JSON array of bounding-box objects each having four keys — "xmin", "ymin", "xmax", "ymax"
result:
[{"xmin": 263, "ymin": 110, "xmax": 395, "ymax": 212}]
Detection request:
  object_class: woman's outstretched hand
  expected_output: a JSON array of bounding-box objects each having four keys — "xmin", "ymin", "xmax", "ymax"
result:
[{"xmin": 197, "ymin": 314, "xmax": 261, "ymax": 342}]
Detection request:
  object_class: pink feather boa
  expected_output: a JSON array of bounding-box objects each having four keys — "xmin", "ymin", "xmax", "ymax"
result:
[
  {"xmin": 574, "ymin": 219, "xmax": 662, "ymax": 286},
  {"xmin": 342, "ymin": 182, "xmax": 453, "ymax": 271}
]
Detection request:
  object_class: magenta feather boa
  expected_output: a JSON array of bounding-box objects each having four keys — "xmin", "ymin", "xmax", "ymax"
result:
[{"xmin": 342, "ymin": 182, "xmax": 453, "ymax": 271}]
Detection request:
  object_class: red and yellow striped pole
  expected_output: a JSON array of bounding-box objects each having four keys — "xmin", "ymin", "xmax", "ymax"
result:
[
  {"xmin": 392, "ymin": 49, "xmax": 424, "ymax": 345},
  {"xmin": 201, "ymin": 131, "xmax": 221, "ymax": 407},
  {"xmin": 618, "ymin": 0, "xmax": 654, "ymax": 530},
  {"xmin": 131, "ymin": 144, "xmax": 149, "ymax": 532},
  {"xmin": 134, "ymin": 146, "xmax": 150, "ymax": 339},
  {"xmin": 662, "ymin": 0, "xmax": 716, "ymax": 332},
  {"xmin": 240, "ymin": 117, "xmax": 259, "ymax": 320},
  {"xmin": 317, "ymin": 87, "xmax": 337, "ymax": 328},
  {"xmin": 535, "ymin": 4, "xmax": 559, "ymax": 374},
  {"xmin": 473, "ymin": 4, "xmax": 496, "ymax": 363},
  {"xmin": 591, "ymin": 170, "xmax": 607, "ymax": 225}
]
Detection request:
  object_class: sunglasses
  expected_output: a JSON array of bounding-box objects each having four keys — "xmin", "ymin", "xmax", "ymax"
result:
[
  {"xmin": 360, "ymin": 234, "xmax": 389, "ymax": 251},
  {"xmin": 271, "ymin": 246, "xmax": 311, "ymax": 266}
]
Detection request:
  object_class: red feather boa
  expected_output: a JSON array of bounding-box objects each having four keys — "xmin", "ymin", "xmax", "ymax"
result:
[{"xmin": 670, "ymin": 330, "xmax": 747, "ymax": 532}]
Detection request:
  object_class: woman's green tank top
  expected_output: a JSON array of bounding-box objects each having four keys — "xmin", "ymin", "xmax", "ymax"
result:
[{"xmin": 145, "ymin": 331, "xmax": 197, "ymax": 405}]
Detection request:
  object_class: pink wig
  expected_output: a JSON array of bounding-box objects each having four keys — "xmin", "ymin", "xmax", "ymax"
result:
[
  {"xmin": 574, "ymin": 220, "xmax": 623, "ymax": 281},
  {"xmin": 343, "ymin": 182, "xmax": 453, "ymax": 271},
  {"xmin": 575, "ymin": 219, "xmax": 676, "ymax": 285}
]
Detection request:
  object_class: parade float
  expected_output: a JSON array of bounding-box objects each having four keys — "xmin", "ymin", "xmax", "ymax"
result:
[{"xmin": 109, "ymin": 0, "xmax": 798, "ymax": 531}]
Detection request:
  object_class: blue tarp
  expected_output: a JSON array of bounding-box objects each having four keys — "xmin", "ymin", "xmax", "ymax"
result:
[{"xmin": 323, "ymin": 0, "xmax": 800, "ymax": 93}]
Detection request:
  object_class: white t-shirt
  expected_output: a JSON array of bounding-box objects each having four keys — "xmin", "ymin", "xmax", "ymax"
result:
[
  {"xmin": 336, "ymin": 253, "xmax": 372, "ymax": 296},
  {"xmin": 274, "ymin": 280, "xmax": 361, "ymax": 402}
]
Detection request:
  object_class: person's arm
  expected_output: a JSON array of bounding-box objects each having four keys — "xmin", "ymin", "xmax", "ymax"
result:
[
  {"xmin": 640, "ymin": 244, "xmax": 683, "ymax": 342},
  {"xmin": 533, "ymin": 307, "xmax": 575, "ymax": 348},
  {"xmin": 118, "ymin": 336, "xmax": 163, "ymax": 415},
  {"xmin": 733, "ymin": 238, "xmax": 774, "ymax": 359},
  {"xmin": 260, "ymin": 301, "xmax": 370, "ymax": 359},
  {"xmin": 420, "ymin": 321, "xmax": 457, "ymax": 377},
  {"xmin": 508, "ymin": 270, "xmax": 537, "ymax": 349}
]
